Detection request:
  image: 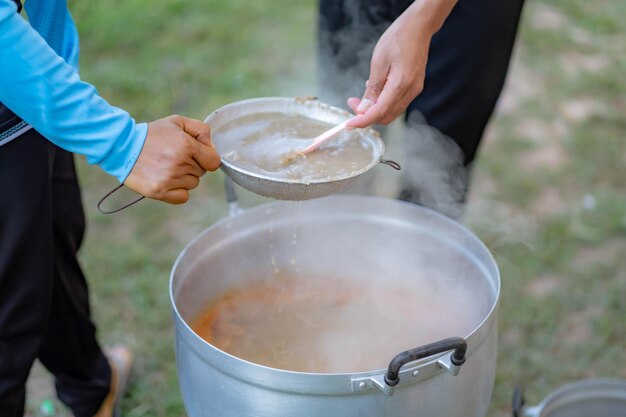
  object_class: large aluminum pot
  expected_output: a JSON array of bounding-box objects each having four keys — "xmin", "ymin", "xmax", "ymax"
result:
[{"xmin": 170, "ymin": 196, "xmax": 500, "ymax": 417}]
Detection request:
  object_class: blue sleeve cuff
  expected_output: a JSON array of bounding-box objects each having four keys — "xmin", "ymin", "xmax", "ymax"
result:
[{"xmin": 101, "ymin": 122, "xmax": 148, "ymax": 183}]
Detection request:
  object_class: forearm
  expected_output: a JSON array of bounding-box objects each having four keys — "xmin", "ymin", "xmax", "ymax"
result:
[
  {"xmin": 346, "ymin": 0, "xmax": 458, "ymax": 127},
  {"xmin": 403, "ymin": 0, "xmax": 458, "ymax": 37},
  {"xmin": 0, "ymin": 0, "xmax": 147, "ymax": 182}
]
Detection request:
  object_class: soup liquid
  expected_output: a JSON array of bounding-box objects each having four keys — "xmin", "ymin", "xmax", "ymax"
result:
[
  {"xmin": 211, "ymin": 113, "xmax": 376, "ymax": 183},
  {"xmin": 192, "ymin": 274, "xmax": 484, "ymax": 373}
]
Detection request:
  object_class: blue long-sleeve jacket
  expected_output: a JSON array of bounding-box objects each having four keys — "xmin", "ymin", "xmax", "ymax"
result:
[{"xmin": 0, "ymin": 0, "xmax": 147, "ymax": 182}]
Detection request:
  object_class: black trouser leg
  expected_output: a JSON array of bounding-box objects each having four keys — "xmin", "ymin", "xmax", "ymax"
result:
[
  {"xmin": 0, "ymin": 130, "xmax": 55, "ymax": 417},
  {"xmin": 0, "ymin": 131, "xmax": 111, "ymax": 417},
  {"xmin": 40, "ymin": 141, "xmax": 111, "ymax": 417}
]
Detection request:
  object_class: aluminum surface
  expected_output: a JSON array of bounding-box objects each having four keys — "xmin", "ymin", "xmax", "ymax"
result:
[
  {"xmin": 523, "ymin": 379, "xmax": 626, "ymax": 417},
  {"xmin": 170, "ymin": 195, "xmax": 500, "ymax": 417}
]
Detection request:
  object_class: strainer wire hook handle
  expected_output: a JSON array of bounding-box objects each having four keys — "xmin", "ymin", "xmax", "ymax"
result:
[
  {"xmin": 380, "ymin": 159, "xmax": 401, "ymax": 170},
  {"xmin": 97, "ymin": 184, "xmax": 145, "ymax": 214}
]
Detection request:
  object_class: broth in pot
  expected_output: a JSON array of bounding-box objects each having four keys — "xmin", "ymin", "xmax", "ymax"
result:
[{"xmin": 192, "ymin": 269, "xmax": 489, "ymax": 373}]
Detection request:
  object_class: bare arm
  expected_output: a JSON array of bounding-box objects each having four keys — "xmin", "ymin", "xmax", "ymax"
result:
[{"xmin": 346, "ymin": 0, "xmax": 458, "ymax": 128}]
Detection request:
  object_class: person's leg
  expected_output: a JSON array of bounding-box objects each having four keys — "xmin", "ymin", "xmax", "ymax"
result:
[
  {"xmin": 0, "ymin": 131, "xmax": 55, "ymax": 416},
  {"xmin": 37, "ymin": 147, "xmax": 112, "ymax": 417}
]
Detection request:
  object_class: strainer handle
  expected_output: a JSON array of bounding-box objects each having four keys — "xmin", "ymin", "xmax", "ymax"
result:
[
  {"xmin": 380, "ymin": 159, "xmax": 401, "ymax": 170},
  {"xmin": 97, "ymin": 184, "xmax": 145, "ymax": 214}
]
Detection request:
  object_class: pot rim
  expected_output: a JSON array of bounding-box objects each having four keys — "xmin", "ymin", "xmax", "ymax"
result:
[{"xmin": 169, "ymin": 195, "xmax": 501, "ymax": 380}]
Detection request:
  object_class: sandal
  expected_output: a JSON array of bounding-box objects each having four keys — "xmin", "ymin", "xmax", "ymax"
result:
[{"xmin": 94, "ymin": 345, "xmax": 133, "ymax": 417}]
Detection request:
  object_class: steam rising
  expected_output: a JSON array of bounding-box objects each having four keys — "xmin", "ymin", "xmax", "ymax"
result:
[
  {"xmin": 182, "ymin": 201, "xmax": 495, "ymax": 373},
  {"xmin": 316, "ymin": 3, "xmax": 469, "ymax": 219},
  {"xmin": 400, "ymin": 112, "xmax": 469, "ymax": 219},
  {"xmin": 178, "ymin": 4, "xmax": 491, "ymax": 374},
  {"xmin": 317, "ymin": 2, "xmax": 391, "ymax": 107}
]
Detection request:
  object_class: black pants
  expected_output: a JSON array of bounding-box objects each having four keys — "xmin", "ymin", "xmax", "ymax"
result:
[
  {"xmin": 318, "ymin": 0, "xmax": 525, "ymax": 217},
  {"xmin": 319, "ymin": 0, "xmax": 525, "ymax": 164},
  {"xmin": 0, "ymin": 130, "xmax": 111, "ymax": 417}
]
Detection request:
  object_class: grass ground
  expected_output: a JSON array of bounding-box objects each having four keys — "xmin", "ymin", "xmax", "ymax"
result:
[{"xmin": 25, "ymin": 0, "xmax": 625, "ymax": 416}]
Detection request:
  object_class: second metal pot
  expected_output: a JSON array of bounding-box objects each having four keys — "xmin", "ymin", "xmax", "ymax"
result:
[{"xmin": 513, "ymin": 379, "xmax": 626, "ymax": 417}]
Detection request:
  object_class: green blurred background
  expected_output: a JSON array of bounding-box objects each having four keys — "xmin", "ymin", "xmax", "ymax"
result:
[{"xmin": 26, "ymin": 0, "xmax": 626, "ymax": 416}]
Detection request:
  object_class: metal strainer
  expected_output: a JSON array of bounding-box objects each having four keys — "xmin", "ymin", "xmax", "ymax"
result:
[{"xmin": 205, "ymin": 96, "xmax": 400, "ymax": 201}]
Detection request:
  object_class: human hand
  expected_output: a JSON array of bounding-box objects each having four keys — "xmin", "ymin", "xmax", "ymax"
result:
[
  {"xmin": 124, "ymin": 115, "xmax": 221, "ymax": 204},
  {"xmin": 346, "ymin": 0, "xmax": 457, "ymax": 129}
]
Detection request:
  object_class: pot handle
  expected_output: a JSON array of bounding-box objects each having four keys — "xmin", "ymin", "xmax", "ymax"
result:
[
  {"xmin": 512, "ymin": 386, "xmax": 525, "ymax": 417},
  {"xmin": 384, "ymin": 337, "xmax": 467, "ymax": 387}
]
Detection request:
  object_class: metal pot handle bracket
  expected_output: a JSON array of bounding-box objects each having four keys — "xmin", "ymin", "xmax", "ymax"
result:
[
  {"xmin": 351, "ymin": 337, "xmax": 467, "ymax": 396},
  {"xmin": 224, "ymin": 176, "xmax": 244, "ymax": 217}
]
